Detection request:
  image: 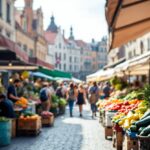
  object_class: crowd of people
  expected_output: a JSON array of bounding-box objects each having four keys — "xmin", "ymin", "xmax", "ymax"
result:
[{"xmin": 0, "ymin": 76, "xmax": 114, "ymax": 119}]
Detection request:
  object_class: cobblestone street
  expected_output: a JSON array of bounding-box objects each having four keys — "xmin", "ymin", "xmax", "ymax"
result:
[{"xmin": 1, "ymin": 105, "xmax": 114, "ymax": 150}]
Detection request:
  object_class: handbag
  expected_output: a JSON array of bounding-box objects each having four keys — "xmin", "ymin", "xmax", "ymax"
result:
[{"xmin": 89, "ymin": 93, "xmax": 97, "ymax": 104}]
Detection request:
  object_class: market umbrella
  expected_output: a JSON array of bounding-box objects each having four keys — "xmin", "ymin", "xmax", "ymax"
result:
[
  {"xmin": 38, "ymin": 67, "xmax": 72, "ymax": 79},
  {"xmin": 30, "ymin": 72, "xmax": 54, "ymax": 80},
  {"xmin": 106, "ymin": 0, "xmax": 150, "ymax": 50}
]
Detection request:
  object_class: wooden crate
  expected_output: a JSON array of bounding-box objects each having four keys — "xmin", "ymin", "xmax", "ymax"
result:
[
  {"xmin": 11, "ymin": 119, "xmax": 16, "ymax": 138},
  {"xmin": 137, "ymin": 135, "xmax": 150, "ymax": 150},
  {"xmin": 42, "ymin": 115, "xmax": 54, "ymax": 127},
  {"xmin": 123, "ymin": 134, "xmax": 138, "ymax": 150},
  {"xmin": 112, "ymin": 130, "xmax": 123, "ymax": 150},
  {"xmin": 18, "ymin": 129, "xmax": 41, "ymax": 136},
  {"xmin": 18, "ymin": 116, "xmax": 41, "ymax": 132},
  {"xmin": 105, "ymin": 126, "xmax": 112, "ymax": 139}
]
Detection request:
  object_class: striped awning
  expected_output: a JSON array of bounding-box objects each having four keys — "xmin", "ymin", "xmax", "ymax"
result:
[{"xmin": 106, "ymin": 0, "xmax": 150, "ymax": 50}]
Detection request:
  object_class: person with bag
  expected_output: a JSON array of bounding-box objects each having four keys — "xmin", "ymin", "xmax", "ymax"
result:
[
  {"xmin": 76, "ymin": 84, "xmax": 86, "ymax": 117},
  {"xmin": 40, "ymin": 82, "xmax": 50, "ymax": 111},
  {"xmin": 67, "ymin": 83, "xmax": 76, "ymax": 117},
  {"xmin": 89, "ymin": 82, "xmax": 99, "ymax": 118},
  {"xmin": 56, "ymin": 83, "xmax": 63, "ymax": 98}
]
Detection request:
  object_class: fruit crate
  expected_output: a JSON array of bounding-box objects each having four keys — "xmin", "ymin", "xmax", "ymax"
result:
[
  {"xmin": 137, "ymin": 135, "xmax": 150, "ymax": 150},
  {"xmin": 123, "ymin": 134, "xmax": 138, "ymax": 150},
  {"xmin": 18, "ymin": 116, "xmax": 41, "ymax": 136},
  {"xmin": 42, "ymin": 115, "xmax": 54, "ymax": 127},
  {"xmin": 112, "ymin": 130, "xmax": 123, "ymax": 150},
  {"xmin": 105, "ymin": 126, "xmax": 112, "ymax": 139},
  {"xmin": 11, "ymin": 119, "xmax": 16, "ymax": 138}
]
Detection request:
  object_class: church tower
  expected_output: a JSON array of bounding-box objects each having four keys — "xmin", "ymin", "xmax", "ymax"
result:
[
  {"xmin": 46, "ymin": 15, "xmax": 58, "ymax": 33},
  {"xmin": 69, "ymin": 26, "xmax": 74, "ymax": 40}
]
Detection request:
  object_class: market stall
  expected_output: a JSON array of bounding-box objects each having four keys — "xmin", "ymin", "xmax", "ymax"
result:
[
  {"xmin": 0, "ymin": 70, "xmax": 68, "ymax": 147},
  {"xmin": 97, "ymin": 83, "xmax": 150, "ymax": 150}
]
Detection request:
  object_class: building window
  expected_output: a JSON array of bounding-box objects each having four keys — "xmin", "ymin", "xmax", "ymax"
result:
[
  {"xmin": 55, "ymin": 52, "xmax": 57, "ymax": 58},
  {"xmin": 148, "ymin": 38, "xmax": 150, "ymax": 51},
  {"xmin": 64, "ymin": 64, "xmax": 66, "ymax": 71},
  {"xmin": 59, "ymin": 64, "xmax": 61, "ymax": 70},
  {"xmin": 128, "ymin": 51, "xmax": 132, "ymax": 59},
  {"xmin": 64, "ymin": 53, "xmax": 66, "ymax": 60},
  {"xmin": 0, "ymin": 0, "xmax": 2, "ymax": 17},
  {"xmin": 6, "ymin": 3, "xmax": 11, "ymax": 23},
  {"xmin": 59, "ymin": 43, "xmax": 61, "ymax": 49},
  {"xmin": 6, "ymin": 32, "xmax": 11, "ymax": 38},
  {"xmin": 69, "ymin": 65, "xmax": 72, "ymax": 71},
  {"xmin": 17, "ymin": 42, "xmax": 21, "ymax": 48},
  {"xmin": 55, "ymin": 63, "xmax": 58, "ymax": 68},
  {"xmin": 23, "ymin": 44, "xmax": 27, "ymax": 52},
  {"xmin": 29, "ymin": 49, "xmax": 33, "ymax": 57},
  {"xmin": 59, "ymin": 53, "xmax": 61, "ymax": 60},
  {"xmin": 69, "ymin": 56, "xmax": 72, "ymax": 63}
]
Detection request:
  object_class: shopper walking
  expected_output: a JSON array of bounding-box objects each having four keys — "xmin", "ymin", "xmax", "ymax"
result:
[
  {"xmin": 67, "ymin": 83, "xmax": 76, "ymax": 117},
  {"xmin": 40, "ymin": 82, "xmax": 50, "ymax": 111},
  {"xmin": 76, "ymin": 84, "xmax": 86, "ymax": 117},
  {"xmin": 89, "ymin": 82, "xmax": 99, "ymax": 118}
]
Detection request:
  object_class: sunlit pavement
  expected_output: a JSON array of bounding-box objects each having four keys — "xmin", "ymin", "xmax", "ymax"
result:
[{"xmin": 1, "ymin": 104, "xmax": 114, "ymax": 150}]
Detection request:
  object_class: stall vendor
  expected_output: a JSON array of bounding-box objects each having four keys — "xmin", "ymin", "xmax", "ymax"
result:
[
  {"xmin": 0, "ymin": 94, "xmax": 15, "ymax": 118},
  {"xmin": 7, "ymin": 79, "xmax": 21, "ymax": 103}
]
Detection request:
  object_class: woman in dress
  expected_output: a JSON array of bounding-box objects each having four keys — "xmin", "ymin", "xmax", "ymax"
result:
[{"xmin": 76, "ymin": 84, "xmax": 86, "ymax": 117}]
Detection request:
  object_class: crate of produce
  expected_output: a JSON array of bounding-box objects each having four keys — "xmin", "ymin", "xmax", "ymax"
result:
[
  {"xmin": 112, "ymin": 130, "xmax": 123, "ymax": 150},
  {"xmin": 123, "ymin": 134, "xmax": 138, "ymax": 150},
  {"xmin": 137, "ymin": 135, "xmax": 150, "ymax": 150},
  {"xmin": 41, "ymin": 111, "xmax": 54, "ymax": 127},
  {"xmin": 105, "ymin": 126, "xmax": 112, "ymax": 139},
  {"xmin": 18, "ymin": 112, "xmax": 41, "ymax": 136},
  {"xmin": 11, "ymin": 119, "xmax": 16, "ymax": 138}
]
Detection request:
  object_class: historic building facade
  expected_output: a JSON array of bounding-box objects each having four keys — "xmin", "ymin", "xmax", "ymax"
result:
[
  {"xmin": 44, "ymin": 16, "xmax": 80, "ymax": 76},
  {"xmin": 15, "ymin": 0, "xmax": 53, "ymax": 69},
  {"xmin": 0, "ymin": 0, "xmax": 15, "ymax": 41}
]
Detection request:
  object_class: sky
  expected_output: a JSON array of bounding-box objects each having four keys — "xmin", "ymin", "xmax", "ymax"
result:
[{"xmin": 15, "ymin": 0, "xmax": 108, "ymax": 43}]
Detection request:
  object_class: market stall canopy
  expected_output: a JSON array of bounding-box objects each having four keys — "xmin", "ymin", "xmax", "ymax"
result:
[
  {"xmin": 86, "ymin": 70, "xmax": 104, "ymax": 82},
  {"xmin": 30, "ymin": 72, "xmax": 54, "ymax": 80},
  {"xmin": 114, "ymin": 51, "xmax": 150, "ymax": 76},
  {"xmin": 72, "ymin": 77, "xmax": 83, "ymax": 83},
  {"xmin": 98, "ymin": 69, "xmax": 115, "ymax": 81},
  {"xmin": 106, "ymin": 0, "xmax": 150, "ymax": 49},
  {"xmin": 38, "ymin": 67, "xmax": 72, "ymax": 79}
]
